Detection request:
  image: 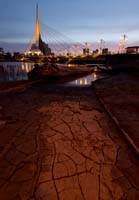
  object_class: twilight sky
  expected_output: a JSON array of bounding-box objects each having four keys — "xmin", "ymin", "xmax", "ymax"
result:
[{"xmin": 0, "ymin": 0, "xmax": 139, "ymax": 52}]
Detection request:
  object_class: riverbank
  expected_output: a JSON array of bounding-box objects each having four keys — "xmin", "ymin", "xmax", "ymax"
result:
[
  {"xmin": 0, "ymin": 80, "xmax": 35, "ymax": 94},
  {"xmin": 94, "ymin": 72, "xmax": 139, "ymax": 153}
]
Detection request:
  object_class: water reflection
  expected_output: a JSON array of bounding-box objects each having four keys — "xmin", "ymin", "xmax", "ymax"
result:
[
  {"xmin": 92, "ymin": 72, "xmax": 97, "ymax": 81},
  {"xmin": 0, "ymin": 62, "xmax": 34, "ymax": 81},
  {"xmin": 66, "ymin": 72, "xmax": 103, "ymax": 86}
]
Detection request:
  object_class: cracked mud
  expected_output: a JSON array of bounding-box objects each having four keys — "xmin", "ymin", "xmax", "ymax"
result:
[{"xmin": 0, "ymin": 84, "xmax": 139, "ymax": 200}]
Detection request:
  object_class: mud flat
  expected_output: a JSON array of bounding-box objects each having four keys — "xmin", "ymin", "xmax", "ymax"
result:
[
  {"xmin": 94, "ymin": 73, "xmax": 139, "ymax": 152},
  {"xmin": 0, "ymin": 76, "xmax": 139, "ymax": 199}
]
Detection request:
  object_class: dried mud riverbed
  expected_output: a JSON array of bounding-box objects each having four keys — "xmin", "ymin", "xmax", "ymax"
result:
[
  {"xmin": 0, "ymin": 78, "xmax": 139, "ymax": 200},
  {"xmin": 94, "ymin": 73, "xmax": 139, "ymax": 151}
]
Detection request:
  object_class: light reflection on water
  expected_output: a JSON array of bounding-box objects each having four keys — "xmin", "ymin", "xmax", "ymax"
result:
[
  {"xmin": 66, "ymin": 72, "xmax": 103, "ymax": 86},
  {"xmin": 0, "ymin": 62, "xmax": 34, "ymax": 81},
  {"xmin": 0, "ymin": 62, "xmax": 105, "ymax": 84}
]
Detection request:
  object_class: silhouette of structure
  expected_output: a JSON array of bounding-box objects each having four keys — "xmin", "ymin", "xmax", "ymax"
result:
[
  {"xmin": 126, "ymin": 46, "xmax": 139, "ymax": 54},
  {"xmin": 26, "ymin": 4, "xmax": 51, "ymax": 55}
]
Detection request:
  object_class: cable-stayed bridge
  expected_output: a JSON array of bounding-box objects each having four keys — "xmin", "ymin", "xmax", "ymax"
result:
[{"xmin": 25, "ymin": 4, "xmax": 86, "ymax": 57}]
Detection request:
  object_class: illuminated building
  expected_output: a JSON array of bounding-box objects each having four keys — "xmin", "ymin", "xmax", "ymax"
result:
[
  {"xmin": 83, "ymin": 48, "xmax": 89, "ymax": 56},
  {"xmin": 119, "ymin": 34, "xmax": 127, "ymax": 54}
]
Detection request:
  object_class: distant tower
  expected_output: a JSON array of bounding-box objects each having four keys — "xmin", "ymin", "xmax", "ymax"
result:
[
  {"xmin": 99, "ymin": 39, "xmax": 105, "ymax": 55},
  {"xmin": 83, "ymin": 42, "xmax": 90, "ymax": 56},
  {"xmin": 26, "ymin": 4, "xmax": 51, "ymax": 55},
  {"xmin": 119, "ymin": 34, "xmax": 127, "ymax": 54}
]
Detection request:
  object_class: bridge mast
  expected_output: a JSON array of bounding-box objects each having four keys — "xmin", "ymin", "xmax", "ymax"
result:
[
  {"xmin": 35, "ymin": 3, "xmax": 41, "ymax": 48},
  {"xmin": 25, "ymin": 3, "xmax": 51, "ymax": 55}
]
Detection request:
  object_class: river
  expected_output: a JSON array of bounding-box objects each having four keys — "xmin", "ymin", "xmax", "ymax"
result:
[
  {"xmin": 0, "ymin": 62, "xmax": 34, "ymax": 81},
  {"xmin": 0, "ymin": 62, "xmax": 105, "ymax": 85}
]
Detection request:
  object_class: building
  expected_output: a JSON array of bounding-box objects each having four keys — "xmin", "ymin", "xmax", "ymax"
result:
[
  {"xmin": 92, "ymin": 49, "xmax": 99, "ymax": 57},
  {"xmin": 126, "ymin": 46, "xmax": 139, "ymax": 54},
  {"xmin": 26, "ymin": 4, "xmax": 51, "ymax": 56},
  {"xmin": 0, "ymin": 48, "xmax": 4, "ymax": 55},
  {"xmin": 102, "ymin": 48, "xmax": 109, "ymax": 55},
  {"xmin": 83, "ymin": 48, "xmax": 90, "ymax": 56}
]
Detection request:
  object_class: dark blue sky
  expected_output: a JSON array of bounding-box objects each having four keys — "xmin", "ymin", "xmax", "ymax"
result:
[{"xmin": 0, "ymin": 0, "xmax": 139, "ymax": 51}]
